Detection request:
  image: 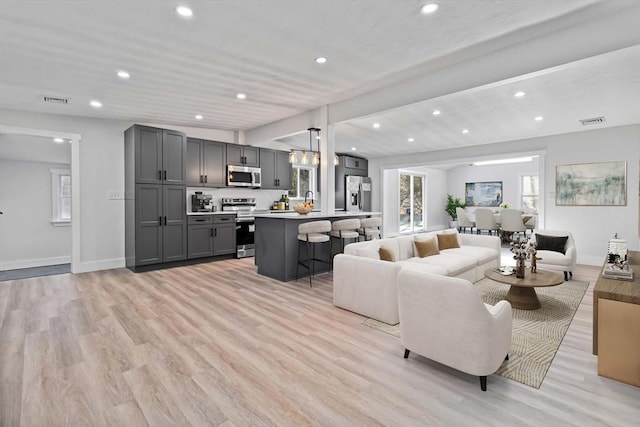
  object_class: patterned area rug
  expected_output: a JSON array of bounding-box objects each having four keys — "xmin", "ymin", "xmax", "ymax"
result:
[{"xmin": 362, "ymin": 277, "xmax": 590, "ymax": 389}]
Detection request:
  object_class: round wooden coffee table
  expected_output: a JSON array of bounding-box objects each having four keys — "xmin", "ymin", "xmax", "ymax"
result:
[{"xmin": 484, "ymin": 268, "xmax": 564, "ymax": 310}]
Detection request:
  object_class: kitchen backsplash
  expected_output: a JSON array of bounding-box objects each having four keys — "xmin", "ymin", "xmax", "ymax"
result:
[{"xmin": 186, "ymin": 187, "xmax": 321, "ymax": 212}]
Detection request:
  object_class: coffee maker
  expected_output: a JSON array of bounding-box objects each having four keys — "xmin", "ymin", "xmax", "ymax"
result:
[{"xmin": 191, "ymin": 192, "xmax": 214, "ymax": 212}]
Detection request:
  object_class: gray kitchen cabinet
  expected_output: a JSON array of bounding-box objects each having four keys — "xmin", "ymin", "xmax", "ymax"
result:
[
  {"xmin": 187, "ymin": 138, "xmax": 226, "ymax": 187},
  {"xmin": 188, "ymin": 214, "xmax": 235, "ymax": 259},
  {"xmin": 259, "ymin": 148, "xmax": 292, "ymax": 189},
  {"xmin": 131, "ymin": 125, "xmax": 186, "ymax": 185},
  {"xmin": 227, "ymin": 144, "xmax": 260, "ymax": 167},
  {"xmin": 162, "ymin": 185, "xmax": 188, "ymax": 262},
  {"xmin": 335, "ymin": 154, "xmax": 368, "ymax": 210},
  {"xmin": 132, "ymin": 184, "xmax": 187, "ymax": 265},
  {"xmin": 188, "ymin": 216, "xmax": 215, "ymax": 259},
  {"xmin": 125, "ymin": 125, "xmax": 188, "ymax": 270},
  {"xmin": 213, "ymin": 223, "xmax": 236, "ymax": 256}
]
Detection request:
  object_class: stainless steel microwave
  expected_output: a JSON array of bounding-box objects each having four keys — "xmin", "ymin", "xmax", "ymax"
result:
[{"xmin": 227, "ymin": 165, "xmax": 261, "ymax": 187}]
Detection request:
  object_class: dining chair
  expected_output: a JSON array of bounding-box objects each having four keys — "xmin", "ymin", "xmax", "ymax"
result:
[
  {"xmin": 456, "ymin": 207, "xmax": 475, "ymax": 234},
  {"xmin": 475, "ymin": 208, "xmax": 500, "ymax": 236},
  {"xmin": 500, "ymin": 208, "xmax": 527, "ymax": 240}
]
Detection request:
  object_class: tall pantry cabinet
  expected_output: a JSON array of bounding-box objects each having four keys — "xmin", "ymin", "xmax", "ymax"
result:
[{"xmin": 125, "ymin": 125, "xmax": 188, "ymax": 269}]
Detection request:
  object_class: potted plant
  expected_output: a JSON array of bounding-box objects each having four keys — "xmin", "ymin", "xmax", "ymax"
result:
[{"xmin": 445, "ymin": 194, "xmax": 465, "ymax": 228}]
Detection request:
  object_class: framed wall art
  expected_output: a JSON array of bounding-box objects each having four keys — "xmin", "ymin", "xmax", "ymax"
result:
[
  {"xmin": 555, "ymin": 161, "xmax": 627, "ymax": 206},
  {"xmin": 465, "ymin": 181, "xmax": 503, "ymax": 207}
]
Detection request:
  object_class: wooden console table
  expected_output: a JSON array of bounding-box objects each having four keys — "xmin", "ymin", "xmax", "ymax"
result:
[{"xmin": 593, "ymin": 250, "xmax": 640, "ymax": 387}]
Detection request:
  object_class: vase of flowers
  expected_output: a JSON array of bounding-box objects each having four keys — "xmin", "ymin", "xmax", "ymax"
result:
[{"xmin": 510, "ymin": 237, "xmax": 530, "ymax": 278}]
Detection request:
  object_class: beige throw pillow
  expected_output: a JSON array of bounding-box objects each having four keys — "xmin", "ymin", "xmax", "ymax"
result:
[
  {"xmin": 414, "ymin": 238, "xmax": 439, "ymax": 258},
  {"xmin": 437, "ymin": 232, "xmax": 460, "ymax": 250},
  {"xmin": 379, "ymin": 246, "xmax": 396, "ymax": 262}
]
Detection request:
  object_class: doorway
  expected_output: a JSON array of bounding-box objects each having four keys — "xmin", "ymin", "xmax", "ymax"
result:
[{"xmin": 0, "ymin": 125, "xmax": 81, "ymax": 279}]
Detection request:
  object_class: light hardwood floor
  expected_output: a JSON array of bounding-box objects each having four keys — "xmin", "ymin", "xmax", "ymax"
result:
[{"xmin": 1, "ymin": 259, "xmax": 638, "ymax": 426}]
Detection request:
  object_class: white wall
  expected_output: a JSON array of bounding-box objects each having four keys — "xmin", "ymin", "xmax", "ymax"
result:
[
  {"xmin": 0, "ymin": 159, "xmax": 71, "ymax": 269},
  {"xmin": 370, "ymin": 124, "xmax": 640, "ymax": 266}
]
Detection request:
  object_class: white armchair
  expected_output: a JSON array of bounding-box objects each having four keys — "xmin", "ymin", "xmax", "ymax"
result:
[
  {"xmin": 397, "ymin": 269, "xmax": 512, "ymax": 391},
  {"xmin": 530, "ymin": 230, "xmax": 577, "ymax": 281}
]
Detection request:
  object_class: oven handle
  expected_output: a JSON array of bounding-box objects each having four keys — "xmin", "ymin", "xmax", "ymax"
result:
[{"xmin": 235, "ymin": 217, "xmax": 255, "ymax": 223}]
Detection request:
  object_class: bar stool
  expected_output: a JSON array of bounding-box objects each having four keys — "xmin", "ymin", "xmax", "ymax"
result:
[
  {"xmin": 330, "ymin": 218, "xmax": 361, "ymax": 254},
  {"xmin": 358, "ymin": 217, "xmax": 381, "ymax": 241},
  {"xmin": 296, "ymin": 220, "xmax": 331, "ymax": 287}
]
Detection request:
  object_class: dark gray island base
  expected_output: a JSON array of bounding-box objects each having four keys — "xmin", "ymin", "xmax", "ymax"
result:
[{"xmin": 254, "ymin": 212, "xmax": 381, "ymax": 282}]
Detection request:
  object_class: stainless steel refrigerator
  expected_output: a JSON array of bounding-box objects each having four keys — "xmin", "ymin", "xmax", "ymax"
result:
[{"xmin": 345, "ymin": 175, "xmax": 372, "ymax": 212}]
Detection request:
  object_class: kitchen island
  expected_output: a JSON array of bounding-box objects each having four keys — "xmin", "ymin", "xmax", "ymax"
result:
[{"xmin": 254, "ymin": 211, "xmax": 381, "ymax": 282}]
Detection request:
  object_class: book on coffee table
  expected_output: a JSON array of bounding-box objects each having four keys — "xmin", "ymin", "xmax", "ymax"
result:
[
  {"xmin": 494, "ymin": 267, "xmax": 515, "ymax": 276},
  {"xmin": 602, "ymin": 263, "xmax": 634, "ymax": 281}
]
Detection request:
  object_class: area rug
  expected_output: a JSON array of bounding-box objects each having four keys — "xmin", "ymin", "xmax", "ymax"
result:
[{"xmin": 362, "ymin": 278, "xmax": 590, "ymax": 389}]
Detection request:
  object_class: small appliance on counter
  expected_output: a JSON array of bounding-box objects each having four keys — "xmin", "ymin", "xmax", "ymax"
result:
[{"xmin": 191, "ymin": 192, "xmax": 214, "ymax": 212}]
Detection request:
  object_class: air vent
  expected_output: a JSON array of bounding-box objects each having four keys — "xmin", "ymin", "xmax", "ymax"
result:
[
  {"xmin": 43, "ymin": 96, "xmax": 70, "ymax": 105},
  {"xmin": 579, "ymin": 116, "xmax": 605, "ymax": 126}
]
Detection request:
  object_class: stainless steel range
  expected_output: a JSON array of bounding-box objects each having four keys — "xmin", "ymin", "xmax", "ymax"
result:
[{"xmin": 221, "ymin": 197, "xmax": 256, "ymax": 258}]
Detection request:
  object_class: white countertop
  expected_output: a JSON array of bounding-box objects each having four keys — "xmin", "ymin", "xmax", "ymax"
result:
[
  {"xmin": 187, "ymin": 211, "xmax": 236, "ymax": 216},
  {"xmin": 254, "ymin": 211, "xmax": 381, "ymax": 219}
]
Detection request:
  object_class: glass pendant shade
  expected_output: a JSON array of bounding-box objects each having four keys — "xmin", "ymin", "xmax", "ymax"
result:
[
  {"xmin": 289, "ymin": 151, "xmax": 297, "ymax": 163},
  {"xmin": 312, "ymin": 151, "xmax": 320, "ymax": 165},
  {"xmin": 301, "ymin": 151, "xmax": 309, "ymax": 164},
  {"xmin": 334, "ymin": 154, "xmax": 339, "ymax": 165}
]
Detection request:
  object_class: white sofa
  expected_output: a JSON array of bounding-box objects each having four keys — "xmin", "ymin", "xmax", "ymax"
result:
[
  {"xmin": 397, "ymin": 269, "xmax": 512, "ymax": 391},
  {"xmin": 333, "ymin": 229, "xmax": 501, "ymax": 324}
]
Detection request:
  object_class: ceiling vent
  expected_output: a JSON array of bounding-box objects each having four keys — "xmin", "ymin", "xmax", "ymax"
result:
[
  {"xmin": 43, "ymin": 96, "xmax": 70, "ymax": 105},
  {"xmin": 579, "ymin": 116, "xmax": 605, "ymax": 126}
]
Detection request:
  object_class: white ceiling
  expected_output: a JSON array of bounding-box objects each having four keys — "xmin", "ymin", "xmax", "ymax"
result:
[{"xmin": 1, "ymin": 0, "xmax": 639, "ymax": 159}]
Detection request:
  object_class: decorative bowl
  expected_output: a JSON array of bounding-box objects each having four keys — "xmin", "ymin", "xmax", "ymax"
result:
[{"xmin": 294, "ymin": 204, "xmax": 313, "ymax": 215}]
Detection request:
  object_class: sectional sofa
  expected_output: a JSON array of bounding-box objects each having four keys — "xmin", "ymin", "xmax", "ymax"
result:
[{"xmin": 333, "ymin": 229, "xmax": 501, "ymax": 324}]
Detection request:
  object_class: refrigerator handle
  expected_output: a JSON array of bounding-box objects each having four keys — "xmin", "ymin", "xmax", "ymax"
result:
[{"xmin": 358, "ymin": 184, "xmax": 363, "ymax": 210}]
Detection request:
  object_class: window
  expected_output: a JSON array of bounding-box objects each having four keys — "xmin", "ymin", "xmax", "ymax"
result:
[
  {"xmin": 399, "ymin": 172, "xmax": 424, "ymax": 233},
  {"xmin": 521, "ymin": 175, "xmax": 539, "ymax": 211},
  {"xmin": 51, "ymin": 168, "xmax": 71, "ymax": 225},
  {"xmin": 289, "ymin": 165, "xmax": 316, "ymax": 200}
]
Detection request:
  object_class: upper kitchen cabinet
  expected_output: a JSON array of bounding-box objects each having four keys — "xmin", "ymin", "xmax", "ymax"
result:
[
  {"xmin": 129, "ymin": 125, "xmax": 187, "ymax": 185},
  {"xmin": 259, "ymin": 148, "xmax": 292, "ymax": 189},
  {"xmin": 344, "ymin": 155, "xmax": 367, "ymax": 172},
  {"xmin": 227, "ymin": 144, "xmax": 260, "ymax": 167},
  {"xmin": 187, "ymin": 138, "xmax": 226, "ymax": 187}
]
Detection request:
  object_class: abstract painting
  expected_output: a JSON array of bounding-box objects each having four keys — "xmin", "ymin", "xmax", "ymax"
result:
[
  {"xmin": 465, "ymin": 181, "xmax": 503, "ymax": 207},
  {"xmin": 556, "ymin": 161, "xmax": 626, "ymax": 206}
]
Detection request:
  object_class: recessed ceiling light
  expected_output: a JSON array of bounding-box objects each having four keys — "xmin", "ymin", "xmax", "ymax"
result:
[
  {"xmin": 514, "ymin": 91, "xmax": 526, "ymax": 98},
  {"xmin": 54, "ymin": 137, "xmax": 64, "ymax": 143},
  {"xmin": 534, "ymin": 116, "xmax": 544, "ymax": 121},
  {"xmin": 117, "ymin": 70, "xmax": 130, "ymax": 79},
  {"xmin": 408, "ymin": 138, "xmax": 414, "ymax": 142},
  {"xmin": 175, "ymin": 6, "xmax": 193, "ymax": 17},
  {"xmin": 372, "ymin": 123, "xmax": 381, "ymax": 129},
  {"xmin": 432, "ymin": 110, "xmax": 441, "ymax": 116},
  {"xmin": 315, "ymin": 57, "xmax": 327, "ymax": 64},
  {"xmin": 195, "ymin": 114, "xmax": 203, "ymax": 120},
  {"xmin": 462, "ymin": 129, "xmax": 469, "ymax": 134},
  {"xmin": 351, "ymin": 147, "xmax": 357, "ymax": 151},
  {"xmin": 236, "ymin": 93, "xmax": 246, "ymax": 100},
  {"xmin": 420, "ymin": 3, "xmax": 439, "ymax": 14},
  {"xmin": 90, "ymin": 100, "xmax": 102, "ymax": 108}
]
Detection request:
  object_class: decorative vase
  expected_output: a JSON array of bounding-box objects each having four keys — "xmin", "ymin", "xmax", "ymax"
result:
[{"xmin": 515, "ymin": 258, "xmax": 525, "ymax": 278}]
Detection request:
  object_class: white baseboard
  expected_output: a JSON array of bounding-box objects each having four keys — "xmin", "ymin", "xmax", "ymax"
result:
[
  {"xmin": 73, "ymin": 258, "xmax": 126, "ymax": 274},
  {"xmin": 0, "ymin": 256, "xmax": 71, "ymax": 271},
  {"xmin": 578, "ymin": 255, "xmax": 605, "ymax": 267}
]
